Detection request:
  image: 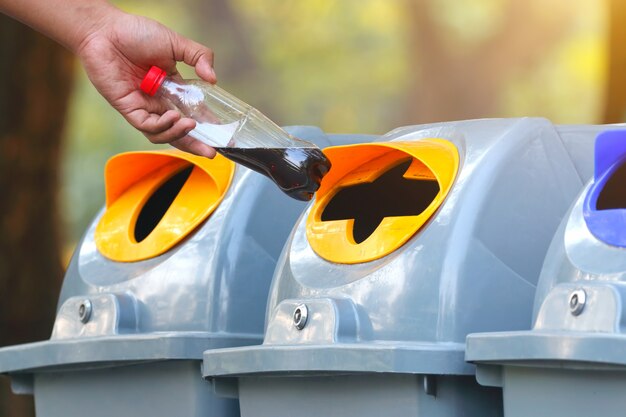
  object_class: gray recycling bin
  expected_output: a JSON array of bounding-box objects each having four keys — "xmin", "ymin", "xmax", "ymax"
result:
[
  {"xmin": 0, "ymin": 127, "xmax": 372, "ymax": 417},
  {"xmin": 467, "ymin": 129, "xmax": 626, "ymax": 417},
  {"xmin": 202, "ymin": 118, "xmax": 591, "ymax": 417}
]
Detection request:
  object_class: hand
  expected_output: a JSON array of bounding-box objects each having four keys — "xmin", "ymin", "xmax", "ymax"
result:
[{"xmin": 76, "ymin": 10, "xmax": 217, "ymax": 157}]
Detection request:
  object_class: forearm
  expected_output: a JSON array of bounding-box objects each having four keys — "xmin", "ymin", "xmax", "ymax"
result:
[{"xmin": 0, "ymin": 0, "xmax": 121, "ymax": 52}]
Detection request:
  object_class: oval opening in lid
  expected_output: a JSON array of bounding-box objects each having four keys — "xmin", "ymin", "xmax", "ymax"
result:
[
  {"xmin": 583, "ymin": 130, "xmax": 626, "ymax": 247},
  {"xmin": 95, "ymin": 150, "xmax": 235, "ymax": 262}
]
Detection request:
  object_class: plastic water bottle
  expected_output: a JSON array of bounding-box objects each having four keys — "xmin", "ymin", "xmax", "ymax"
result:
[{"xmin": 140, "ymin": 66, "xmax": 331, "ymax": 201}]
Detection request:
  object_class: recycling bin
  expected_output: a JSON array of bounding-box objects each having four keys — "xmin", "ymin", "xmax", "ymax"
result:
[
  {"xmin": 0, "ymin": 126, "xmax": 372, "ymax": 417},
  {"xmin": 467, "ymin": 129, "xmax": 626, "ymax": 417},
  {"xmin": 202, "ymin": 118, "xmax": 591, "ymax": 417}
]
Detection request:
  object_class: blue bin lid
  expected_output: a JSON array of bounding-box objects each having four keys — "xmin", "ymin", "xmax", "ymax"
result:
[{"xmin": 584, "ymin": 130, "xmax": 626, "ymax": 247}]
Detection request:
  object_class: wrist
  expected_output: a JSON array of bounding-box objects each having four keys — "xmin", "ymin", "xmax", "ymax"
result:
[{"xmin": 72, "ymin": 1, "xmax": 122, "ymax": 54}]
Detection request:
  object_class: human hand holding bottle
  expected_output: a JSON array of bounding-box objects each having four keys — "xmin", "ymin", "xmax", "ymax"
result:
[
  {"xmin": 141, "ymin": 66, "xmax": 332, "ymax": 201},
  {"xmin": 76, "ymin": 11, "xmax": 219, "ymax": 157},
  {"xmin": 0, "ymin": 0, "xmax": 217, "ymax": 157}
]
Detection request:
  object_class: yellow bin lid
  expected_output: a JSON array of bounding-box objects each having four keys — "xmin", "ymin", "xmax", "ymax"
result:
[
  {"xmin": 95, "ymin": 150, "xmax": 235, "ymax": 262},
  {"xmin": 306, "ymin": 139, "xmax": 459, "ymax": 264}
]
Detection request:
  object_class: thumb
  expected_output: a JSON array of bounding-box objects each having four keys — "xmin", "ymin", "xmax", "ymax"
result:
[{"xmin": 172, "ymin": 33, "xmax": 217, "ymax": 83}]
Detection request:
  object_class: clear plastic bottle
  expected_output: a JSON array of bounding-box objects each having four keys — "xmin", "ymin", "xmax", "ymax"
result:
[{"xmin": 140, "ymin": 66, "xmax": 331, "ymax": 201}]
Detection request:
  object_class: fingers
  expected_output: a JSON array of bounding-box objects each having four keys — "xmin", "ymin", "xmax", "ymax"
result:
[
  {"xmin": 128, "ymin": 110, "xmax": 216, "ymax": 159},
  {"xmin": 172, "ymin": 33, "xmax": 217, "ymax": 84},
  {"xmin": 125, "ymin": 109, "xmax": 187, "ymax": 139},
  {"xmin": 124, "ymin": 107, "xmax": 191, "ymax": 143},
  {"xmin": 130, "ymin": 111, "xmax": 216, "ymax": 158},
  {"xmin": 146, "ymin": 118, "xmax": 195, "ymax": 144},
  {"xmin": 170, "ymin": 136, "xmax": 217, "ymax": 158}
]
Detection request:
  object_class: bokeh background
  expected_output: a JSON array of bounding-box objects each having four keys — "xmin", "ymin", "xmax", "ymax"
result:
[{"xmin": 0, "ymin": 0, "xmax": 624, "ymax": 415}]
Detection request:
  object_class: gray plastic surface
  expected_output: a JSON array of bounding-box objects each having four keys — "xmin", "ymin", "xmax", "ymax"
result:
[
  {"xmin": 56, "ymin": 126, "xmax": 333, "ymax": 338},
  {"xmin": 0, "ymin": 126, "xmax": 376, "ymax": 417},
  {"xmin": 0, "ymin": 126, "xmax": 348, "ymax": 372},
  {"xmin": 236, "ymin": 375, "xmax": 502, "ymax": 417},
  {"xmin": 203, "ymin": 117, "xmax": 587, "ymax": 379},
  {"xmin": 467, "ymin": 180, "xmax": 626, "ymax": 367},
  {"xmin": 32, "ymin": 361, "xmax": 232, "ymax": 417},
  {"xmin": 467, "ymin": 124, "xmax": 626, "ymax": 416},
  {"xmin": 3, "ymin": 119, "xmax": 619, "ymax": 417},
  {"xmin": 485, "ymin": 367, "xmax": 626, "ymax": 417}
]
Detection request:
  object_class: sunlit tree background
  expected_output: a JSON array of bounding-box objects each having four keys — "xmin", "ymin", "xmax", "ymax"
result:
[
  {"xmin": 62, "ymin": 0, "xmax": 607, "ymax": 246},
  {"xmin": 0, "ymin": 0, "xmax": 620, "ymax": 415}
]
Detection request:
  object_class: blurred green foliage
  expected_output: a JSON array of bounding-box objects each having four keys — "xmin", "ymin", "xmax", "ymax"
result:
[{"xmin": 61, "ymin": 0, "xmax": 606, "ymax": 249}]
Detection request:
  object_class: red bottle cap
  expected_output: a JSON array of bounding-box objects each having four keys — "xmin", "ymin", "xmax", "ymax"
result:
[{"xmin": 140, "ymin": 66, "xmax": 167, "ymax": 96}]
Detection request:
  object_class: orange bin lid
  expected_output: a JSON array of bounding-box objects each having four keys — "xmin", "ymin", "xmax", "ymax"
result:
[
  {"xmin": 95, "ymin": 150, "xmax": 235, "ymax": 262},
  {"xmin": 306, "ymin": 139, "xmax": 459, "ymax": 264}
]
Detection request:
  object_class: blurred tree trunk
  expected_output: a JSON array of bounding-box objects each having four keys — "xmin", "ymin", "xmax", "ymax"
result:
[
  {"xmin": 603, "ymin": 0, "xmax": 626, "ymax": 123},
  {"xmin": 404, "ymin": 0, "xmax": 574, "ymax": 124},
  {"xmin": 0, "ymin": 16, "xmax": 73, "ymax": 417}
]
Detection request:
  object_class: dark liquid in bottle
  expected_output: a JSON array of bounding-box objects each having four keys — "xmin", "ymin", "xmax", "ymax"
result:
[{"xmin": 215, "ymin": 147, "xmax": 331, "ymax": 201}]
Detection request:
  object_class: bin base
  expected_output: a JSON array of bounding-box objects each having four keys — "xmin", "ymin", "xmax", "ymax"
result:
[
  {"xmin": 498, "ymin": 366, "xmax": 626, "ymax": 417},
  {"xmin": 33, "ymin": 360, "xmax": 238, "ymax": 417},
  {"xmin": 235, "ymin": 374, "xmax": 501, "ymax": 417}
]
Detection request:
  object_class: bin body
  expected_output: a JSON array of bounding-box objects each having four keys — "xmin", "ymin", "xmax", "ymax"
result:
[
  {"xmin": 236, "ymin": 375, "xmax": 502, "ymax": 417},
  {"xmin": 33, "ymin": 361, "xmax": 226, "ymax": 417},
  {"xmin": 467, "ymin": 129, "xmax": 626, "ymax": 417},
  {"xmin": 204, "ymin": 118, "xmax": 595, "ymax": 417},
  {"xmin": 0, "ymin": 126, "xmax": 371, "ymax": 417},
  {"xmin": 497, "ymin": 368, "xmax": 626, "ymax": 417}
]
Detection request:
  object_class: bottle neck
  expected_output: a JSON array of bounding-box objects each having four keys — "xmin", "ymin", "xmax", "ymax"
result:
[{"xmin": 157, "ymin": 78, "xmax": 177, "ymax": 97}]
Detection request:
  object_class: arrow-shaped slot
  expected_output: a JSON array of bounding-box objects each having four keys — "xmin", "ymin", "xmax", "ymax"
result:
[{"xmin": 321, "ymin": 159, "xmax": 440, "ymax": 243}]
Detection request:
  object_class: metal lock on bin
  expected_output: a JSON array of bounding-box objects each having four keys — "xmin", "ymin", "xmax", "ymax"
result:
[
  {"xmin": 203, "ymin": 118, "xmax": 587, "ymax": 417},
  {"xmin": 0, "ymin": 126, "xmax": 365, "ymax": 417},
  {"xmin": 467, "ymin": 129, "xmax": 626, "ymax": 417}
]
